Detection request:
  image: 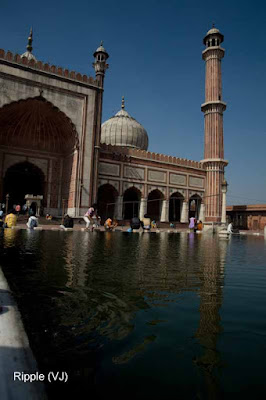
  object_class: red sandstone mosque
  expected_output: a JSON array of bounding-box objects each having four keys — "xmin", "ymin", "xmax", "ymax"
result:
[{"xmin": 0, "ymin": 26, "xmax": 230, "ymax": 231}]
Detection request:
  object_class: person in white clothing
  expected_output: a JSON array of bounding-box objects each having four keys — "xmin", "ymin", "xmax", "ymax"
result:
[
  {"xmin": 227, "ymin": 222, "xmax": 233, "ymax": 234},
  {"xmin": 27, "ymin": 213, "xmax": 38, "ymax": 229},
  {"xmin": 83, "ymin": 204, "xmax": 96, "ymax": 230}
]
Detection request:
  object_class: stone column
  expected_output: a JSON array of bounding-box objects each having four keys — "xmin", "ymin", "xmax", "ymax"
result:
[
  {"xmin": 221, "ymin": 191, "xmax": 227, "ymax": 225},
  {"xmin": 180, "ymin": 201, "xmax": 189, "ymax": 223},
  {"xmin": 114, "ymin": 196, "xmax": 123, "ymax": 220},
  {"xmin": 160, "ymin": 200, "xmax": 169, "ymax": 223},
  {"xmin": 139, "ymin": 198, "xmax": 147, "ymax": 220},
  {"xmin": 199, "ymin": 202, "xmax": 205, "ymax": 222}
]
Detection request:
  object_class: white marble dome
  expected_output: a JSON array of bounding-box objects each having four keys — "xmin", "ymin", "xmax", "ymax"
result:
[{"xmin": 101, "ymin": 98, "xmax": 149, "ymax": 150}]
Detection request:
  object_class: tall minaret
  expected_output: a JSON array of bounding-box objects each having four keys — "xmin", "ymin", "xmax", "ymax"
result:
[
  {"xmin": 201, "ymin": 25, "xmax": 228, "ymax": 224},
  {"xmin": 90, "ymin": 41, "xmax": 109, "ymax": 204}
]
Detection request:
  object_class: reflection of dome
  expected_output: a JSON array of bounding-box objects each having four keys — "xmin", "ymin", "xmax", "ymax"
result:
[{"xmin": 101, "ymin": 98, "xmax": 149, "ymax": 150}]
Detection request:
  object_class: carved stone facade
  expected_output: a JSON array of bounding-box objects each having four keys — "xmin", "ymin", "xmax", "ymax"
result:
[
  {"xmin": 98, "ymin": 144, "xmax": 206, "ymax": 222},
  {"xmin": 0, "ymin": 43, "xmax": 107, "ymax": 217}
]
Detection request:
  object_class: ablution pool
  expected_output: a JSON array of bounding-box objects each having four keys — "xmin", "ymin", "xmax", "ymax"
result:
[{"xmin": 1, "ymin": 229, "xmax": 266, "ymax": 399}]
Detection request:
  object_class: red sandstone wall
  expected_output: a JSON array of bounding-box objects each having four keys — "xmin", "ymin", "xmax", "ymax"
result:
[{"xmin": 100, "ymin": 143, "xmax": 204, "ymax": 171}]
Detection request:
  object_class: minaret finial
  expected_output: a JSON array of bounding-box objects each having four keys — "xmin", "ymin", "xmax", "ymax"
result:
[
  {"xmin": 27, "ymin": 27, "xmax": 33, "ymax": 53},
  {"xmin": 212, "ymin": 22, "xmax": 215, "ymax": 28},
  {"xmin": 100, "ymin": 40, "xmax": 103, "ymax": 46},
  {"xmin": 121, "ymin": 96, "xmax": 125, "ymax": 109}
]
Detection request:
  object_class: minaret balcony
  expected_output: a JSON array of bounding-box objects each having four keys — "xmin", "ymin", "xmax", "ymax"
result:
[{"xmin": 201, "ymin": 101, "xmax": 227, "ymax": 113}]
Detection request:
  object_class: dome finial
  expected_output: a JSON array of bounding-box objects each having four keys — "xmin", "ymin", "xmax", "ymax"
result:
[
  {"xmin": 121, "ymin": 96, "xmax": 125, "ymax": 109},
  {"xmin": 100, "ymin": 40, "xmax": 103, "ymax": 46},
  {"xmin": 212, "ymin": 22, "xmax": 215, "ymax": 28},
  {"xmin": 26, "ymin": 27, "xmax": 33, "ymax": 53}
]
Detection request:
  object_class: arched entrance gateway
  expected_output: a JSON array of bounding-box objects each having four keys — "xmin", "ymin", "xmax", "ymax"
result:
[
  {"xmin": 123, "ymin": 187, "xmax": 141, "ymax": 220},
  {"xmin": 97, "ymin": 184, "xmax": 118, "ymax": 222},
  {"xmin": 0, "ymin": 97, "xmax": 79, "ymax": 214}
]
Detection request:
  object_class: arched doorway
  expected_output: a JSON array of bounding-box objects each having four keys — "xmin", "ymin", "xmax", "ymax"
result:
[
  {"xmin": 147, "ymin": 189, "xmax": 164, "ymax": 221},
  {"xmin": 97, "ymin": 184, "xmax": 118, "ymax": 222},
  {"xmin": 189, "ymin": 195, "xmax": 202, "ymax": 219},
  {"xmin": 169, "ymin": 192, "xmax": 184, "ymax": 222},
  {"xmin": 123, "ymin": 187, "xmax": 141, "ymax": 220},
  {"xmin": 3, "ymin": 162, "xmax": 45, "ymax": 208}
]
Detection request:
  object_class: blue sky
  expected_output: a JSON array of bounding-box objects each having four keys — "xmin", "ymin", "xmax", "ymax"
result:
[{"xmin": 1, "ymin": 0, "xmax": 266, "ymax": 205}]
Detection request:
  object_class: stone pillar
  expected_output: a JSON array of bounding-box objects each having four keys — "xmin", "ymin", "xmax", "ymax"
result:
[
  {"xmin": 180, "ymin": 201, "xmax": 189, "ymax": 223},
  {"xmin": 139, "ymin": 198, "xmax": 147, "ymax": 220},
  {"xmin": 114, "ymin": 196, "xmax": 123, "ymax": 220},
  {"xmin": 160, "ymin": 200, "xmax": 169, "ymax": 222},
  {"xmin": 199, "ymin": 203, "xmax": 205, "ymax": 222},
  {"xmin": 221, "ymin": 190, "xmax": 227, "ymax": 225}
]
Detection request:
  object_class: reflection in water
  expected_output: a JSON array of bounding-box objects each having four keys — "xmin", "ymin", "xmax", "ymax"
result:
[
  {"xmin": 194, "ymin": 235, "xmax": 227, "ymax": 399},
  {"xmin": 3, "ymin": 230, "xmax": 266, "ymax": 399},
  {"xmin": 3, "ymin": 227, "xmax": 17, "ymax": 245}
]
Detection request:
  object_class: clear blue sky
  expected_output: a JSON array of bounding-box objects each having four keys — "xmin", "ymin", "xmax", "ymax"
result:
[{"xmin": 1, "ymin": 0, "xmax": 266, "ymax": 205}]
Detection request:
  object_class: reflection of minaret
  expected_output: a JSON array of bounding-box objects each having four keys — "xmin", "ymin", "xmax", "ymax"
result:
[
  {"xmin": 201, "ymin": 25, "xmax": 228, "ymax": 225},
  {"xmin": 194, "ymin": 236, "xmax": 227, "ymax": 399}
]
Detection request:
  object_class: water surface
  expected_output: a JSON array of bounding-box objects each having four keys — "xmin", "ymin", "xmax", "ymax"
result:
[{"xmin": 1, "ymin": 229, "xmax": 266, "ymax": 399}]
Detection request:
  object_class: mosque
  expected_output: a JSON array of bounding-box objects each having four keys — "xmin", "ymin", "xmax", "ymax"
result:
[{"xmin": 0, "ymin": 26, "xmax": 228, "ymax": 229}]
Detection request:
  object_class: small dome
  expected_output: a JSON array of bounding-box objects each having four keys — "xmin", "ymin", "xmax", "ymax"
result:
[
  {"xmin": 206, "ymin": 27, "xmax": 220, "ymax": 35},
  {"xmin": 101, "ymin": 98, "xmax": 149, "ymax": 150},
  {"xmin": 94, "ymin": 41, "xmax": 108, "ymax": 55},
  {"xmin": 21, "ymin": 51, "xmax": 37, "ymax": 61},
  {"xmin": 96, "ymin": 45, "xmax": 106, "ymax": 53}
]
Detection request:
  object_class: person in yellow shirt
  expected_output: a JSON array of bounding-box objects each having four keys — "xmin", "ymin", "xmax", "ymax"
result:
[{"xmin": 5, "ymin": 210, "xmax": 17, "ymax": 228}]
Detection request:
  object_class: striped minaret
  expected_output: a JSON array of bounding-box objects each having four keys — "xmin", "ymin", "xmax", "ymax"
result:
[{"xmin": 201, "ymin": 25, "xmax": 228, "ymax": 224}]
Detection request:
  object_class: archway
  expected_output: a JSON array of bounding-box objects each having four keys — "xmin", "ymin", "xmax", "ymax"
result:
[
  {"xmin": 147, "ymin": 189, "xmax": 164, "ymax": 221},
  {"xmin": 0, "ymin": 97, "xmax": 79, "ymax": 212},
  {"xmin": 123, "ymin": 187, "xmax": 141, "ymax": 220},
  {"xmin": 97, "ymin": 184, "xmax": 118, "ymax": 222},
  {"xmin": 169, "ymin": 192, "xmax": 184, "ymax": 222},
  {"xmin": 189, "ymin": 194, "xmax": 202, "ymax": 219},
  {"xmin": 3, "ymin": 162, "xmax": 45, "ymax": 209}
]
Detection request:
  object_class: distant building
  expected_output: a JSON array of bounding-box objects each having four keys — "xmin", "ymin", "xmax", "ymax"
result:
[
  {"xmin": 0, "ymin": 26, "xmax": 228, "ymax": 227},
  {"xmin": 227, "ymin": 205, "xmax": 266, "ymax": 230}
]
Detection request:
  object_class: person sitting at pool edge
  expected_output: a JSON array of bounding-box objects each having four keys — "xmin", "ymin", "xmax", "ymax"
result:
[
  {"xmin": 141, "ymin": 214, "xmax": 151, "ymax": 231},
  {"xmin": 5, "ymin": 209, "xmax": 17, "ymax": 228},
  {"xmin": 197, "ymin": 220, "xmax": 203, "ymax": 231},
  {"xmin": 131, "ymin": 215, "xmax": 141, "ymax": 230},
  {"xmin": 60, "ymin": 214, "xmax": 74, "ymax": 230},
  {"xmin": 26, "ymin": 212, "xmax": 38, "ymax": 229},
  {"xmin": 104, "ymin": 217, "xmax": 113, "ymax": 231}
]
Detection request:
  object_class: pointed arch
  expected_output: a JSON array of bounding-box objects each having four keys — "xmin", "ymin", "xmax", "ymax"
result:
[
  {"xmin": 147, "ymin": 189, "xmax": 164, "ymax": 221},
  {"xmin": 97, "ymin": 183, "xmax": 119, "ymax": 221},
  {"xmin": 3, "ymin": 161, "xmax": 45, "ymax": 208},
  {"xmin": 169, "ymin": 191, "xmax": 184, "ymax": 222},
  {"xmin": 0, "ymin": 96, "xmax": 79, "ymax": 154},
  {"xmin": 123, "ymin": 186, "xmax": 141, "ymax": 220}
]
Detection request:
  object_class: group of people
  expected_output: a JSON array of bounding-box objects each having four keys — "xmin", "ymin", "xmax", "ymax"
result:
[
  {"xmin": 189, "ymin": 217, "xmax": 203, "ymax": 232},
  {"xmin": 127, "ymin": 214, "xmax": 152, "ymax": 232},
  {"xmin": 0, "ymin": 208, "xmax": 38, "ymax": 229}
]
